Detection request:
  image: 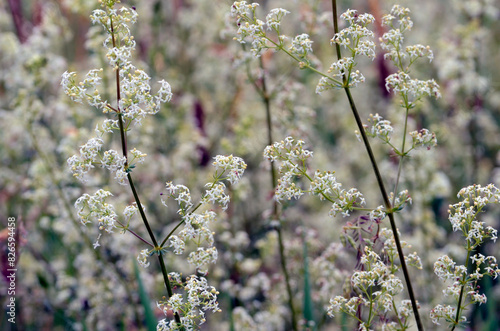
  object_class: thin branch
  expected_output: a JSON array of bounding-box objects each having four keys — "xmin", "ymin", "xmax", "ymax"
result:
[{"xmin": 259, "ymin": 56, "xmax": 298, "ymax": 331}]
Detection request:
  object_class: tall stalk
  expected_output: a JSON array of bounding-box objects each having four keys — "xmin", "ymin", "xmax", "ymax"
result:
[
  {"xmin": 109, "ymin": 16, "xmax": 182, "ymax": 327},
  {"xmin": 251, "ymin": 56, "xmax": 298, "ymax": 331},
  {"xmin": 451, "ymin": 246, "xmax": 472, "ymax": 331},
  {"xmin": 331, "ymin": 1, "xmax": 423, "ymax": 329}
]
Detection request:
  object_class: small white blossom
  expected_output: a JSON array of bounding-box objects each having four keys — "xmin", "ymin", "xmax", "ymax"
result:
[
  {"xmin": 137, "ymin": 249, "xmax": 151, "ymax": 268},
  {"xmin": 289, "ymin": 33, "xmax": 313, "ymax": 58},
  {"xmin": 212, "ymin": 154, "xmax": 247, "ymax": 185},
  {"xmin": 364, "ymin": 113, "xmax": 393, "ymax": 143},
  {"xmin": 61, "ymin": 71, "xmax": 85, "ymax": 103},
  {"xmin": 203, "ymin": 182, "xmax": 230, "ymax": 210},
  {"xmin": 162, "ymin": 182, "xmax": 193, "ymax": 214},
  {"xmin": 327, "ymin": 296, "xmax": 347, "ymax": 317},
  {"xmin": 265, "ymin": 8, "xmax": 290, "ymax": 31},
  {"xmin": 157, "ymin": 275, "xmax": 220, "ymax": 329},
  {"xmin": 187, "ymin": 247, "xmax": 218, "ymax": 274},
  {"xmin": 316, "ymin": 76, "xmax": 335, "ymax": 94},
  {"xmin": 169, "ymin": 235, "xmax": 186, "ymax": 255},
  {"xmin": 74, "ymin": 189, "xmax": 117, "ymax": 232},
  {"xmin": 124, "ymin": 203, "xmax": 139, "ymax": 218},
  {"xmin": 410, "ymin": 129, "xmax": 437, "ymax": 150}
]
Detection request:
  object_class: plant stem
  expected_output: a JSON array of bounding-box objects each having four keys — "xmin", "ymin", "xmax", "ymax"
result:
[
  {"xmin": 392, "ymin": 107, "xmax": 410, "ymax": 205},
  {"xmin": 277, "ymin": 223, "xmax": 298, "ymax": 331},
  {"xmin": 161, "ymin": 219, "xmax": 186, "ymax": 247},
  {"xmin": 259, "ymin": 57, "xmax": 298, "ymax": 331},
  {"xmin": 126, "ymin": 173, "xmax": 159, "ymax": 245},
  {"xmin": 451, "ymin": 247, "xmax": 472, "ymax": 331},
  {"xmin": 115, "ymin": 219, "xmax": 154, "ymax": 247},
  {"xmin": 344, "ymin": 89, "xmax": 423, "ymax": 330},
  {"xmin": 331, "ymin": 1, "xmax": 423, "ymax": 329},
  {"xmin": 110, "ymin": 13, "xmax": 182, "ymax": 327}
]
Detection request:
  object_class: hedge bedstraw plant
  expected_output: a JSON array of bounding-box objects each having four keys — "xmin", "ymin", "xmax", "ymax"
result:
[
  {"xmin": 62, "ymin": 1, "xmax": 247, "ymax": 329},
  {"xmin": 229, "ymin": 1, "xmax": 500, "ymax": 330}
]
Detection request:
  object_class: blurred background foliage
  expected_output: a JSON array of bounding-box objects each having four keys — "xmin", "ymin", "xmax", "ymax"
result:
[{"xmin": 0, "ymin": 0, "xmax": 499, "ymax": 330}]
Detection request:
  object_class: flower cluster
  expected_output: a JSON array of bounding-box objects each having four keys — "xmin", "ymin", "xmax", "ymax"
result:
[
  {"xmin": 95, "ymin": 119, "xmax": 119, "ymax": 135},
  {"xmin": 431, "ymin": 184, "xmax": 500, "ymax": 326},
  {"xmin": 231, "ymin": 2, "xmax": 271, "ymax": 57},
  {"xmin": 289, "ymin": 33, "xmax": 314, "ymax": 59},
  {"xmin": 203, "ymin": 183, "xmax": 230, "ymax": 211},
  {"xmin": 327, "ymin": 246, "xmax": 414, "ymax": 329},
  {"xmin": 264, "ymin": 137, "xmax": 367, "ymax": 217},
  {"xmin": 137, "ymin": 248, "xmax": 151, "ymax": 268},
  {"xmin": 66, "ymin": 137, "xmax": 103, "ymax": 182},
  {"xmin": 359, "ymin": 113, "xmax": 394, "ymax": 143},
  {"xmin": 160, "ymin": 156, "xmax": 247, "ymax": 273},
  {"xmin": 385, "ymin": 72, "xmax": 440, "ymax": 101},
  {"xmin": 74, "ymin": 189, "xmax": 117, "ymax": 232},
  {"xmin": 360, "ymin": 114, "xmax": 437, "ymax": 156},
  {"xmin": 429, "ymin": 304, "xmax": 464, "ymax": 326},
  {"xmin": 263, "ymin": 137, "xmax": 312, "ymax": 201},
  {"xmin": 212, "ymin": 154, "xmax": 247, "ymax": 185},
  {"xmin": 162, "ymin": 182, "xmax": 193, "ymax": 215},
  {"xmin": 230, "ymin": 1, "xmax": 314, "ymax": 60},
  {"xmin": 168, "ymin": 211, "xmax": 218, "ymax": 272},
  {"xmin": 449, "ymin": 184, "xmax": 499, "ymax": 246},
  {"xmin": 157, "ymin": 274, "xmax": 221, "ymax": 330},
  {"xmin": 265, "ymin": 8, "xmax": 290, "ymax": 31},
  {"xmin": 317, "ymin": 9, "xmax": 376, "ymax": 93},
  {"xmin": 409, "ymin": 129, "xmax": 437, "ymax": 150},
  {"xmin": 117, "ymin": 71, "xmax": 172, "ymax": 124},
  {"xmin": 332, "ymin": 10, "xmax": 376, "ymax": 60},
  {"xmin": 68, "ymin": 144, "xmax": 145, "ymax": 185},
  {"xmin": 380, "ymin": 5, "xmax": 441, "ymax": 105},
  {"xmin": 61, "ymin": 2, "xmax": 172, "ymax": 125},
  {"xmin": 391, "ymin": 190, "xmax": 413, "ymax": 212}
]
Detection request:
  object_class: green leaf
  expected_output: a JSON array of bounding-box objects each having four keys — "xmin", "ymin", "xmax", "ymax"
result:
[
  {"xmin": 133, "ymin": 260, "xmax": 157, "ymax": 331},
  {"xmin": 126, "ymin": 164, "xmax": 136, "ymax": 173}
]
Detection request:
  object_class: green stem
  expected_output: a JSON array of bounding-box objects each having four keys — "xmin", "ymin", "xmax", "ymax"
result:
[
  {"xmin": 115, "ymin": 219, "xmax": 154, "ymax": 247},
  {"xmin": 159, "ymin": 186, "xmax": 212, "ymax": 247},
  {"xmin": 126, "ymin": 173, "xmax": 159, "ymax": 246},
  {"xmin": 161, "ymin": 219, "xmax": 186, "ymax": 247},
  {"xmin": 451, "ymin": 247, "xmax": 472, "ymax": 331},
  {"xmin": 260, "ymin": 33, "xmax": 342, "ymax": 86},
  {"xmin": 331, "ymin": 1, "xmax": 423, "ymax": 330},
  {"xmin": 392, "ymin": 298, "xmax": 406, "ymax": 329},
  {"xmin": 259, "ymin": 57, "xmax": 298, "ymax": 331},
  {"xmin": 392, "ymin": 107, "xmax": 410, "ymax": 205},
  {"xmin": 277, "ymin": 225, "xmax": 298, "ymax": 331},
  {"xmin": 158, "ymin": 253, "xmax": 176, "ymax": 306}
]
